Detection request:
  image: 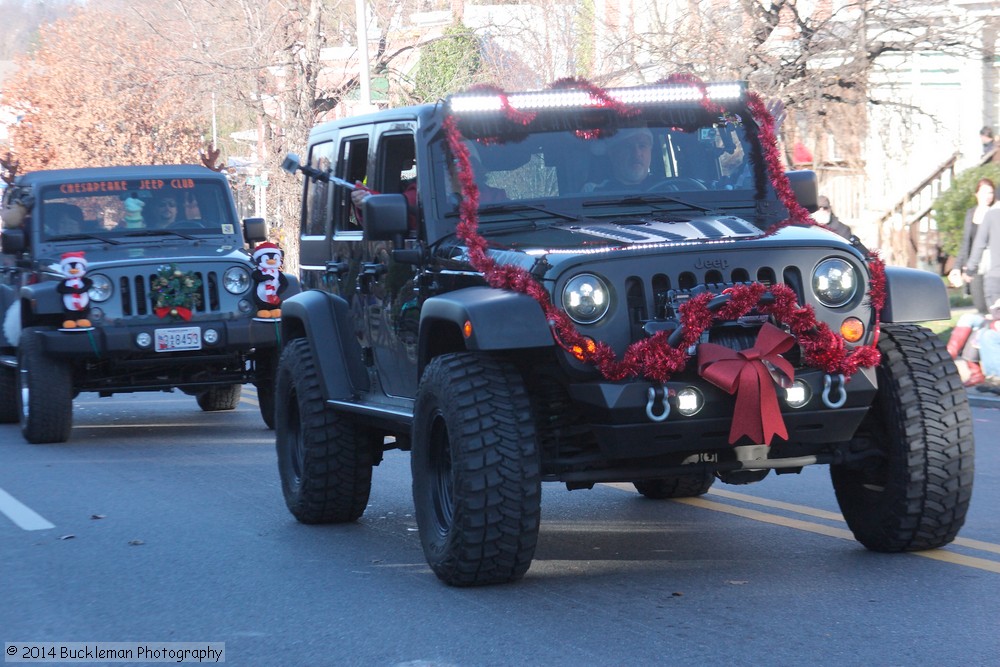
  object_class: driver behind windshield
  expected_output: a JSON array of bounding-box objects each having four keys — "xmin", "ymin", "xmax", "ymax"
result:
[
  {"xmin": 44, "ymin": 203, "xmax": 84, "ymax": 237},
  {"xmin": 585, "ymin": 127, "xmax": 655, "ymax": 192},
  {"xmin": 147, "ymin": 193, "xmax": 181, "ymax": 228}
]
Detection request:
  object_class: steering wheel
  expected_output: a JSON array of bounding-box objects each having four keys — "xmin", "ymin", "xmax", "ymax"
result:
[{"xmin": 647, "ymin": 177, "xmax": 708, "ymax": 192}]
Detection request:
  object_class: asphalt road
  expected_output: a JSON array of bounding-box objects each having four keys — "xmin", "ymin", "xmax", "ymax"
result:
[{"xmin": 1, "ymin": 389, "xmax": 998, "ymax": 666}]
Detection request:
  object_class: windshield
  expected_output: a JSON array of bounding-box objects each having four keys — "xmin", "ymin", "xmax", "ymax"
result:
[
  {"xmin": 39, "ymin": 178, "xmax": 238, "ymax": 241},
  {"xmin": 433, "ymin": 109, "xmax": 762, "ymax": 218}
]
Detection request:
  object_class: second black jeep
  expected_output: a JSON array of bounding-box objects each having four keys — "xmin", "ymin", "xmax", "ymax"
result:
[{"xmin": 276, "ymin": 80, "xmax": 973, "ymax": 586}]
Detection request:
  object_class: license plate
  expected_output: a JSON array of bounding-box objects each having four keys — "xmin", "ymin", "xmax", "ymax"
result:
[{"xmin": 155, "ymin": 327, "xmax": 201, "ymax": 352}]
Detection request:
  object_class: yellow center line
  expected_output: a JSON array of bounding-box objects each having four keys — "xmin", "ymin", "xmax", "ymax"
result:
[{"xmin": 602, "ymin": 482, "xmax": 1000, "ymax": 573}]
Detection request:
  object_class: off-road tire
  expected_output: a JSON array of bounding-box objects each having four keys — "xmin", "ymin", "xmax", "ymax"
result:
[
  {"xmin": 412, "ymin": 353, "xmax": 541, "ymax": 587},
  {"xmin": 0, "ymin": 364, "xmax": 18, "ymax": 423},
  {"xmin": 196, "ymin": 384, "xmax": 242, "ymax": 411},
  {"xmin": 275, "ymin": 338, "xmax": 372, "ymax": 524},
  {"xmin": 254, "ymin": 352, "xmax": 277, "ymax": 430},
  {"xmin": 634, "ymin": 471, "xmax": 715, "ymax": 499},
  {"xmin": 831, "ymin": 324, "xmax": 974, "ymax": 552},
  {"xmin": 17, "ymin": 327, "xmax": 73, "ymax": 443}
]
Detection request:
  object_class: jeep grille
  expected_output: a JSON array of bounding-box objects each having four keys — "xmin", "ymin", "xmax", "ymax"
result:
[{"xmin": 118, "ymin": 271, "xmax": 221, "ymax": 317}]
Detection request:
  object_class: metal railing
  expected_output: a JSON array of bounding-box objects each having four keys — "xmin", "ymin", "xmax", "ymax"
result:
[{"xmin": 874, "ymin": 147, "xmax": 998, "ymax": 270}]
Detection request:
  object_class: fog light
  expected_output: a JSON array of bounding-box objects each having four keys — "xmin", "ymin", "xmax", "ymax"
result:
[
  {"xmin": 204, "ymin": 329, "xmax": 219, "ymax": 344},
  {"xmin": 676, "ymin": 387, "xmax": 704, "ymax": 416},
  {"xmin": 238, "ymin": 299, "xmax": 253, "ymax": 314},
  {"xmin": 89, "ymin": 307, "xmax": 104, "ymax": 323},
  {"xmin": 840, "ymin": 317, "xmax": 864, "ymax": 343},
  {"xmin": 785, "ymin": 379, "xmax": 811, "ymax": 408},
  {"xmin": 136, "ymin": 332, "xmax": 152, "ymax": 348}
]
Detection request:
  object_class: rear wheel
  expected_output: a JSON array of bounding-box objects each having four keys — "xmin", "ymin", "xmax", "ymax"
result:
[
  {"xmin": 412, "ymin": 353, "xmax": 541, "ymax": 586},
  {"xmin": 0, "ymin": 364, "xmax": 18, "ymax": 423},
  {"xmin": 17, "ymin": 327, "xmax": 73, "ymax": 443},
  {"xmin": 633, "ymin": 471, "xmax": 715, "ymax": 499},
  {"xmin": 196, "ymin": 384, "xmax": 242, "ymax": 411},
  {"xmin": 254, "ymin": 353, "xmax": 277, "ymax": 430},
  {"xmin": 831, "ymin": 324, "xmax": 974, "ymax": 551},
  {"xmin": 275, "ymin": 339, "xmax": 372, "ymax": 523}
]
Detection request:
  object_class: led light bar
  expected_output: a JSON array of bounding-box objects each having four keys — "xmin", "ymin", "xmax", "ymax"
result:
[{"xmin": 448, "ymin": 82, "xmax": 744, "ymax": 114}]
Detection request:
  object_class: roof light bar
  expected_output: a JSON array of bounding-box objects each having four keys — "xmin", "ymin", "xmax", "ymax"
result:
[{"xmin": 448, "ymin": 82, "xmax": 744, "ymax": 114}]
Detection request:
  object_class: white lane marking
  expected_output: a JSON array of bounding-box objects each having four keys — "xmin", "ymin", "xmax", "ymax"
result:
[{"xmin": 0, "ymin": 486, "xmax": 55, "ymax": 531}]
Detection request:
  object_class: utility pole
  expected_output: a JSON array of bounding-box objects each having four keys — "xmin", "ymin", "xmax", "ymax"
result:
[{"xmin": 356, "ymin": 0, "xmax": 372, "ymax": 112}]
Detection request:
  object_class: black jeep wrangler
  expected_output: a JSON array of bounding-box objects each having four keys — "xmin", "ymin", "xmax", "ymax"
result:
[
  {"xmin": 276, "ymin": 80, "xmax": 973, "ymax": 586},
  {"xmin": 0, "ymin": 164, "xmax": 297, "ymax": 443}
]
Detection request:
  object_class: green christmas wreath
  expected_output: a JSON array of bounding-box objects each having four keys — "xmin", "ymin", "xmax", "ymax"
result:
[{"xmin": 151, "ymin": 264, "xmax": 202, "ymax": 320}]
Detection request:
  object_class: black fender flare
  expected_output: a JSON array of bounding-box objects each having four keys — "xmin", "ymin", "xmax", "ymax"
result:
[
  {"xmin": 419, "ymin": 286, "xmax": 553, "ymax": 364},
  {"xmin": 21, "ymin": 281, "xmax": 63, "ymax": 317},
  {"xmin": 280, "ymin": 272, "xmax": 302, "ymax": 300},
  {"xmin": 879, "ymin": 266, "xmax": 951, "ymax": 323},
  {"xmin": 280, "ymin": 290, "xmax": 369, "ymax": 401}
]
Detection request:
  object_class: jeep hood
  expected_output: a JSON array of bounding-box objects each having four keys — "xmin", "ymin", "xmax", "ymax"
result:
[{"xmin": 436, "ymin": 215, "xmax": 851, "ymax": 271}]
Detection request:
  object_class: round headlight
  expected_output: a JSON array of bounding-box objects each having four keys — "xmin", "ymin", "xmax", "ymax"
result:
[
  {"xmin": 812, "ymin": 258, "xmax": 857, "ymax": 307},
  {"xmin": 224, "ymin": 267, "xmax": 251, "ymax": 294},
  {"xmin": 562, "ymin": 273, "xmax": 610, "ymax": 324},
  {"xmin": 88, "ymin": 274, "xmax": 113, "ymax": 302}
]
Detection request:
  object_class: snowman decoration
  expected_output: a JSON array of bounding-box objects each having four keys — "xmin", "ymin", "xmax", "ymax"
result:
[
  {"xmin": 56, "ymin": 251, "xmax": 93, "ymax": 329},
  {"xmin": 251, "ymin": 242, "xmax": 288, "ymax": 319}
]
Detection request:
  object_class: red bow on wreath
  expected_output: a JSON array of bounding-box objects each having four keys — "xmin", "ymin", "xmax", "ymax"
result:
[
  {"xmin": 697, "ymin": 323, "xmax": 795, "ymax": 446},
  {"xmin": 154, "ymin": 306, "xmax": 193, "ymax": 321}
]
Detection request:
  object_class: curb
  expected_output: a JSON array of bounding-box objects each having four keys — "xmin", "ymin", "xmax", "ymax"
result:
[{"xmin": 967, "ymin": 390, "xmax": 1000, "ymax": 409}]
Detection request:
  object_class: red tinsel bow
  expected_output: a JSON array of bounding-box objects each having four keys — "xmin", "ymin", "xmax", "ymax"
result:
[
  {"xmin": 154, "ymin": 307, "xmax": 193, "ymax": 321},
  {"xmin": 697, "ymin": 323, "xmax": 795, "ymax": 446}
]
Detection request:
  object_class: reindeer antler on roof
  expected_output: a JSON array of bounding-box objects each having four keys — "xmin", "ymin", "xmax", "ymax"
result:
[
  {"xmin": 201, "ymin": 145, "xmax": 225, "ymax": 172},
  {"xmin": 1, "ymin": 152, "xmax": 20, "ymax": 186}
]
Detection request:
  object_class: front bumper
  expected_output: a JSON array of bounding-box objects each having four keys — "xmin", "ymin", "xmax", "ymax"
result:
[
  {"xmin": 566, "ymin": 366, "xmax": 877, "ymax": 458},
  {"xmin": 38, "ymin": 317, "xmax": 282, "ymax": 358}
]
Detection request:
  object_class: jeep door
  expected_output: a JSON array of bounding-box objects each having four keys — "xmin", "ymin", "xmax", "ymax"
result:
[{"xmin": 362, "ymin": 125, "xmax": 421, "ymax": 399}]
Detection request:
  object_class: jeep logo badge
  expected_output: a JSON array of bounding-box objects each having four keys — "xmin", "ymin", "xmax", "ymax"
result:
[{"xmin": 694, "ymin": 257, "xmax": 729, "ymax": 269}]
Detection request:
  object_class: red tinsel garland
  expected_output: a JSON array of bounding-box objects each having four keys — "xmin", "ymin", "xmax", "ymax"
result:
[{"xmin": 444, "ymin": 75, "xmax": 885, "ymax": 386}]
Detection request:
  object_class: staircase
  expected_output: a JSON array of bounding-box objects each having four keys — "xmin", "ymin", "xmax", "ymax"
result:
[{"xmin": 875, "ymin": 147, "xmax": 998, "ymax": 270}]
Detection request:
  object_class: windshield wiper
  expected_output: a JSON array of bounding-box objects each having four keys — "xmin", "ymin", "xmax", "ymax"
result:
[
  {"xmin": 583, "ymin": 195, "xmax": 714, "ymax": 213},
  {"xmin": 48, "ymin": 234, "xmax": 121, "ymax": 245},
  {"xmin": 476, "ymin": 202, "xmax": 589, "ymax": 222},
  {"xmin": 121, "ymin": 229, "xmax": 197, "ymax": 240}
]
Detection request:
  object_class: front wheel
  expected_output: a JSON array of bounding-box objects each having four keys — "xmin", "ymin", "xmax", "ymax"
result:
[
  {"xmin": 275, "ymin": 338, "xmax": 372, "ymax": 523},
  {"xmin": 831, "ymin": 324, "xmax": 974, "ymax": 552},
  {"xmin": 17, "ymin": 327, "xmax": 73, "ymax": 443},
  {"xmin": 196, "ymin": 384, "xmax": 242, "ymax": 411},
  {"xmin": 412, "ymin": 353, "xmax": 541, "ymax": 587}
]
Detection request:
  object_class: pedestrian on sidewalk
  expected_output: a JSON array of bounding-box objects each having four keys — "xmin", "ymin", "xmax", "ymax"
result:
[{"xmin": 949, "ymin": 178, "xmax": 995, "ymax": 315}]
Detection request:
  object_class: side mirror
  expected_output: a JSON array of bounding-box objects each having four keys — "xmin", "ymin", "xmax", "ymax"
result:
[
  {"xmin": 785, "ymin": 170, "xmax": 818, "ymax": 212},
  {"xmin": 243, "ymin": 217, "xmax": 267, "ymax": 244},
  {"xmin": 362, "ymin": 194, "xmax": 408, "ymax": 242},
  {"xmin": 281, "ymin": 153, "xmax": 301, "ymax": 176},
  {"xmin": 2, "ymin": 228, "xmax": 26, "ymax": 255}
]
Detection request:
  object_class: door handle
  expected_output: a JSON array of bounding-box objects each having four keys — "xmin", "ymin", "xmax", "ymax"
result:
[
  {"xmin": 361, "ymin": 262, "xmax": 387, "ymax": 278},
  {"xmin": 325, "ymin": 260, "xmax": 348, "ymax": 276}
]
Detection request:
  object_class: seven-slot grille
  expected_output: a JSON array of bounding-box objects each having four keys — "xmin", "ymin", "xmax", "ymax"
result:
[{"xmin": 117, "ymin": 270, "xmax": 222, "ymax": 317}]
